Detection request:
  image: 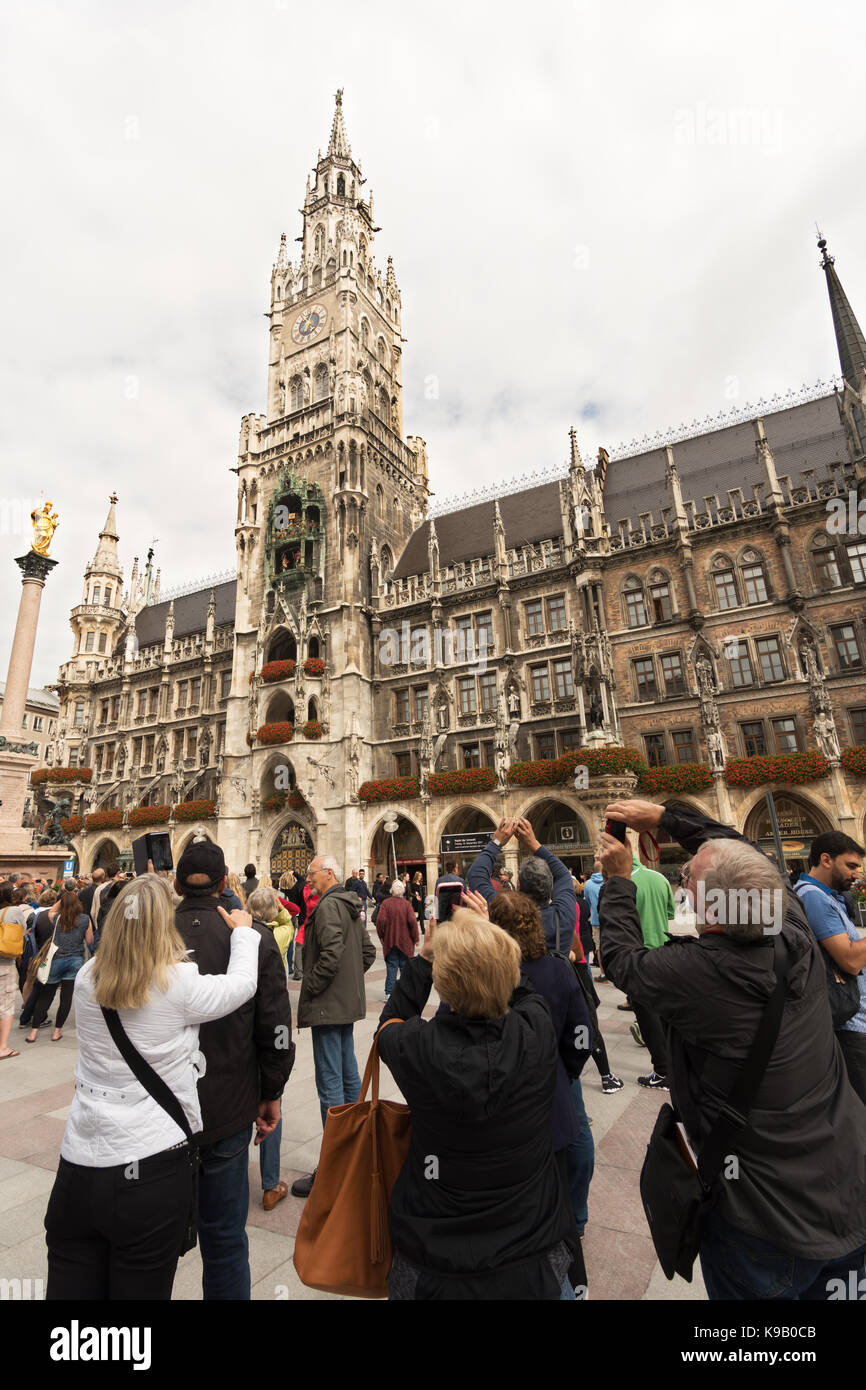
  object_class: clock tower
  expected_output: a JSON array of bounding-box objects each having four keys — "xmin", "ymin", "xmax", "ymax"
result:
[{"xmin": 223, "ymin": 90, "xmax": 429, "ymax": 876}]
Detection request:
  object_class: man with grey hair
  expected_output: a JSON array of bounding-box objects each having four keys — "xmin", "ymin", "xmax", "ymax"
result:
[
  {"xmin": 598, "ymin": 797, "xmax": 866, "ymax": 1301},
  {"xmin": 291, "ymin": 854, "xmax": 376, "ymax": 1199}
]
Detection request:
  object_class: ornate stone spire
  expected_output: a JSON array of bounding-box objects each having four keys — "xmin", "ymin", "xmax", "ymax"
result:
[
  {"xmin": 328, "ymin": 88, "xmax": 351, "ymax": 159},
  {"xmin": 818, "ymin": 233, "xmax": 866, "ymax": 391},
  {"xmin": 568, "ymin": 426, "xmax": 583, "ymax": 470},
  {"xmin": 89, "ymin": 493, "xmax": 122, "ymax": 580},
  {"xmin": 276, "ymin": 232, "xmax": 289, "ymax": 271}
]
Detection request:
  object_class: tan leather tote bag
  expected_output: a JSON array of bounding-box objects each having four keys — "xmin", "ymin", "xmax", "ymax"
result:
[{"xmin": 293, "ymin": 1020, "xmax": 411, "ymax": 1298}]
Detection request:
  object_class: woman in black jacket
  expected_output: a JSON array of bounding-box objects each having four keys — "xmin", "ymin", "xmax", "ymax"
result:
[{"xmin": 377, "ymin": 908, "xmax": 580, "ymax": 1300}]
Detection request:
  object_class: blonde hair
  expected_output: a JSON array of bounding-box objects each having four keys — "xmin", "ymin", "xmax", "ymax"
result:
[
  {"xmin": 432, "ymin": 908, "xmax": 521, "ymax": 1019},
  {"xmin": 91, "ymin": 875, "xmax": 187, "ymax": 1010},
  {"xmin": 258, "ymin": 875, "xmax": 273, "ymax": 890},
  {"xmin": 226, "ymin": 872, "xmax": 246, "ymax": 906},
  {"xmin": 247, "ymin": 885, "xmax": 280, "ymax": 922}
]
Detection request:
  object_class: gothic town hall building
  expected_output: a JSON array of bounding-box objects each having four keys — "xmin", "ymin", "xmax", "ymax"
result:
[{"xmin": 42, "ymin": 93, "xmax": 866, "ymax": 887}]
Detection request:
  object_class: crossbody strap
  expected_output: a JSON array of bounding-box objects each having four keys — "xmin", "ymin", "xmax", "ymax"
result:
[
  {"xmin": 100, "ymin": 1006, "xmax": 194, "ymax": 1142},
  {"xmin": 696, "ymin": 933, "xmax": 789, "ymax": 1189}
]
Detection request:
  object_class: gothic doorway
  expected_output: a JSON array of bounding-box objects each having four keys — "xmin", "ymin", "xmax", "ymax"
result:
[
  {"xmin": 520, "ymin": 798, "xmax": 593, "ymax": 876},
  {"xmin": 270, "ymin": 821, "xmax": 315, "ymax": 881}
]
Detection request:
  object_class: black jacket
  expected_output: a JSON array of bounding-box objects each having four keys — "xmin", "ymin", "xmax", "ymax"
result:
[
  {"xmin": 175, "ymin": 894, "xmax": 294, "ymax": 1145},
  {"xmin": 600, "ymin": 804, "xmax": 866, "ymax": 1259},
  {"xmin": 377, "ymin": 957, "xmax": 575, "ymax": 1298}
]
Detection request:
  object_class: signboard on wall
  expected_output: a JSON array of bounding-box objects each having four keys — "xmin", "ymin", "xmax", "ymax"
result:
[{"xmin": 440, "ymin": 833, "xmax": 492, "ymax": 856}]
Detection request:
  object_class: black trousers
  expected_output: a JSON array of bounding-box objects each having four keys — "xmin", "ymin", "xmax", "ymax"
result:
[
  {"xmin": 838, "ymin": 1030, "xmax": 866, "ymax": 1108},
  {"xmin": 45, "ymin": 1145, "xmax": 192, "ymax": 1300},
  {"xmin": 633, "ymin": 1000, "xmax": 670, "ymax": 1076},
  {"xmin": 31, "ymin": 979, "xmax": 75, "ymax": 1029}
]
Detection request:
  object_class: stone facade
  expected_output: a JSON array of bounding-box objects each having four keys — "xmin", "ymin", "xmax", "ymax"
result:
[{"xmin": 39, "ymin": 97, "xmax": 866, "ymax": 882}]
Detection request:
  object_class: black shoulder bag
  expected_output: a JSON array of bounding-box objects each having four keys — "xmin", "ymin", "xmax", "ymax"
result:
[
  {"xmin": 101, "ymin": 1006, "xmax": 201, "ymax": 1256},
  {"xmin": 639, "ymin": 933, "xmax": 789, "ymax": 1282}
]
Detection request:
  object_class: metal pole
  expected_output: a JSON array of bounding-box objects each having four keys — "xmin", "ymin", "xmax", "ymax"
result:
[{"xmin": 763, "ymin": 790, "xmax": 787, "ymax": 876}]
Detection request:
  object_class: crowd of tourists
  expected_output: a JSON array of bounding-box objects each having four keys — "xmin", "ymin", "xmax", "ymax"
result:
[{"xmin": 1, "ymin": 796, "xmax": 866, "ymax": 1302}]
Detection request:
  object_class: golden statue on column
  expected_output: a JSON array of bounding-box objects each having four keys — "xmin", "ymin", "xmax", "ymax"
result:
[{"xmin": 30, "ymin": 501, "xmax": 59, "ymax": 556}]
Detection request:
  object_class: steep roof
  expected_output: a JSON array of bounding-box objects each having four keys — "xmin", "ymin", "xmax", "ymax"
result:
[
  {"xmin": 133, "ymin": 580, "xmax": 236, "ymax": 648},
  {"xmin": 0, "ymin": 682, "xmax": 59, "ymax": 712},
  {"xmin": 392, "ymin": 393, "xmax": 848, "ymax": 577}
]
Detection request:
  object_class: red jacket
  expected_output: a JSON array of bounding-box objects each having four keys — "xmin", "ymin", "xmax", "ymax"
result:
[
  {"xmin": 375, "ymin": 897, "xmax": 419, "ymax": 958},
  {"xmin": 298, "ymin": 885, "xmax": 319, "ymax": 945}
]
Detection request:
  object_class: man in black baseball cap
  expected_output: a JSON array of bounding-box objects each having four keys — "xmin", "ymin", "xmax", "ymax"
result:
[
  {"xmin": 174, "ymin": 839, "xmax": 294, "ymax": 1300},
  {"xmin": 176, "ymin": 840, "xmax": 228, "ymax": 894}
]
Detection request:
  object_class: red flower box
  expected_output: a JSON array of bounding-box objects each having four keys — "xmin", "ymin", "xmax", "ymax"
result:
[
  {"xmin": 128, "ymin": 804, "xmax": 172, "ymax": 827},
  {"xmin": 724, "ymin": 751, "xmax": 830, "ymax": 788},
  {"xmin": 31, "ymin": 766, "xmax": 93, "ymax": 785},
  {"xmin": 61, "ymin": 816, "xmax": 83, "ymax": 835},
  {"xmin": 303, "ymin": 658, "xmax": 326, "ymax": 677},
  {"xmin": 260, "ymin": 660, "xmax": 296, "ymax": 683},
  {"xmin": 637, "ymin": 763, "xmax": 714, "ymax": 796},
  {"xmin": 256, "ymin": 722, "xmax": 294, "ymax": 745},
  {"xmin": 263, "ymin": 792, "xmax": 287, "ymax": 812},
  {"xmin": 841, "ymin": 746, "xmax": 866, "ymax": 777},
  {"xmin": 357, "ymin": 777, "xmax": 420, "ymax": 804},
  {"xmin": 84, "ymin": 809, "xmax": 123, "ymax": 831},
  {"xmin": 172, "ymin": 799, "xmax": 217, "ymax": 822},
  {"xmin": 302, "ymin": 720, "xmax": 323, "ymax": 740},
  {"xmin": 428, "ymin": 768, "xmax": 496, "ymax": 795},
  {"xmin": 508, "ymin": 746, "xmax": 647, "ymax": 788}
]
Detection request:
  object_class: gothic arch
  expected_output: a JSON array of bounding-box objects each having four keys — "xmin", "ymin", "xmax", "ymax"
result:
[
  {"xmin": 367, "ymin": 808, "xmax": 427, "ymax": 866},
  {"xmin": 174, "ymin": 828, "xmax": 215, "ymax": 860},
  {"xmin": 431, "ymin": 801, "xmax": 497, "ymax": 848}
]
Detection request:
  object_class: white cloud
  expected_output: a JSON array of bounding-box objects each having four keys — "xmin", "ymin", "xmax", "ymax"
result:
[{"xmin": 1, "ymin": 0, "xmax": 864, "ymax": 685}]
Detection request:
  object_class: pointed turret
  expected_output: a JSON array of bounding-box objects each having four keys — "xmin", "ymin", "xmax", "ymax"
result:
[
  {"xmin": 90, "ymin": 494, "xmax": 122, "ymax": 580},
  {"xmin": 819, "ymin": 233, "xmax": 866, "ymax": 392},
  {"xmin": 328, "ymin": 88, "xmax": 352, "ymax": 158}
]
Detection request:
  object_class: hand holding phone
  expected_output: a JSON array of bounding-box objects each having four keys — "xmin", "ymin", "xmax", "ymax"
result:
[{"xmin": 604, "ymin": 819, "xmax": 628, "ymax": 843}]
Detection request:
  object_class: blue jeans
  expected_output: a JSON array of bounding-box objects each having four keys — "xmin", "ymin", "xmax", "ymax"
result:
[
  {"xmin": 312, "ymin": 1024, "xmax": 362, "ymax": 1128},
  {"xmin": 564, "ymin": 1078, "xmax": 594, "ymax": 1235},
  {"xmin": 47, "ymin": 954, "xmax": 85, "ymax": 983},
  {"xmin": 385, "ymin": 948, "xmax": 409, "ymax": 996},
  {"xmin": 259, "ymin": 1117, "xmax": 282, "ymax": 1192},
  {"xmin": 197, "ymin": 1124, "xmax": 253, "ymax": 1300},
  {"xmin": 700, "ymin": 1211, "xmax": 866, "ymax": 1300}
]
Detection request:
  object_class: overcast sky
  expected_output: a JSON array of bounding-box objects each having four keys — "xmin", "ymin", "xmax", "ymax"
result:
[{"xmin": 2, "ymin": 0, "xmax": 864, "ymax": 690}]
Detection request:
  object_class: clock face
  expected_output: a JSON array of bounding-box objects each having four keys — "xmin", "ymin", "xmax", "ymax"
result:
[{"xmin": 292, "ymin": 303, "xmax": 328, "ymax": 344}]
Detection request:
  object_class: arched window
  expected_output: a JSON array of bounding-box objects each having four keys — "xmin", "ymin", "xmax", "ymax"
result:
[
  {"xmin": 358, "ymin": 236, "xmax": 367, "ymax": 270},
  {"xmin": 314, "ymin": 363, "xmax": 329, "ymax": 402},
  {"xmin": 377, "ymin": 386, "xmax": 389, "ymax": 422},
  {"xmin": 290, "ymin": 377, "xmax": 303, "ymax": 411},
  {"xmin": 275, "ymin": 284, "xmax": 281, "ymax": 301},
  {"xmin": 377, "ymin": 337, "xmax": 386, "ymax": 364},
  {"xmin": 308, "ymin": 635, "xmax": 320, "ymax": 659},
  {"xmin": 811, "ymin": 532, "xmax": 842, "ymax": 590},
  {"xmin": 342, "ymin": 250, "xmax": 347, "ymax": 267},
  {"xmin": 738, "ymin": 549, "xmax": 769, "ymax": 604},
  {"xmin": 307, "ymin": 697, "xmax": 318, "ymax": 721},
  {"xmin": 336, "ymin": 174, "xmax": 345, "ymax": 196},
  {"xmin": 380, "ymin": 546, "xmax": 393, "ymax": 594},
  {"xmin": 312, "ymin": 266, "xmax": 321, "ymax": 289},
  {"xmin": 326, "ymin": 257, "xmax": 336, "ymax": 279},
  {"xmin": 314, "ymin": 225, "xmax": 325, "ymax": 258},
  {"xmin": 647, "ymin": 571, "xmax": 673, "ymax": 622},
  {"xmin": 377, "ymin": 287, "xmax": 383, "ymax": 306},
  {"xmin": 91, "ymin": 585, "xmax": 100, "ymax": 605},
  {"xmin": 622, "ymin": 576, "xmax": 647, "ymax": 628},
  {"xmin": 376, "ymin": 484, "xmax": 383, "ymax": 516},
  {"xmin": 386, "ymin": 298, "xmax": 391, "ymax": 318},
  {"xmin": 710, "ymin": 555, "xmax": 739, "ymax": 610},
  {"xmin": 360, "ymin": 319, "xmax": 370, "ymax": 349}
]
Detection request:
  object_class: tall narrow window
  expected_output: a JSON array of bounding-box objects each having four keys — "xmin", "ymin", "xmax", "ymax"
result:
[
  {"xmin": 712, "ymin": 568, "xmax": 739, "ymax": 610},
  {"xmin": 741, "ymin": 563, "xmax": 768, "ymax": 604},
  {"xmin": 624, "ymin": 578, "xmax": 647, "ymax": 628},
  {"xmin": 649, "ymin": 580, "xmax": 672, "ymax": 621}
]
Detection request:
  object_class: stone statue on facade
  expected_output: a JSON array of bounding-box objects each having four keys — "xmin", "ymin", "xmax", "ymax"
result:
[
  {"xmin": 813, "ymin": 710, "xmax": 841, "ymax": 763},
  {"xmin": 346, "ymin": 713, "xmax": 361, "ymax": 801},
  {"xmin": 587, "ymin": 686, "xmax": 605, "ymax": 730}
]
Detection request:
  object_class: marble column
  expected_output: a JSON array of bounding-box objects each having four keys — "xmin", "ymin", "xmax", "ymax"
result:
[{"xmin": 0, "ymin": 551, "xmax": 58, "ymax": 737}]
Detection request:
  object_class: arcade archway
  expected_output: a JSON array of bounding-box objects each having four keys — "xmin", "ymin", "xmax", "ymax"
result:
[
  {"xmin": 436, "ymin": 805, "xmax": 497, "ymax": 878},
  {"xmin": 270, "ymin": 821, "xmax": 315, "ymax": 881},
  {"xmin": 518, "ymin": 798, "xmax": 593, "ymax": 877},
  {"xmin": 370, "ymin": 815, "xmax": 425, "ymax": 880},
  {"xmin": 744, "ymin": 793, "xmax": 832, "ymax": 879}
]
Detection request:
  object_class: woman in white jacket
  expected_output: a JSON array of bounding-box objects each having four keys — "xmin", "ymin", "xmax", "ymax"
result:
[{"xmin": 44, "ymin": 872, "xmax": 259, "ymax": 1301}]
